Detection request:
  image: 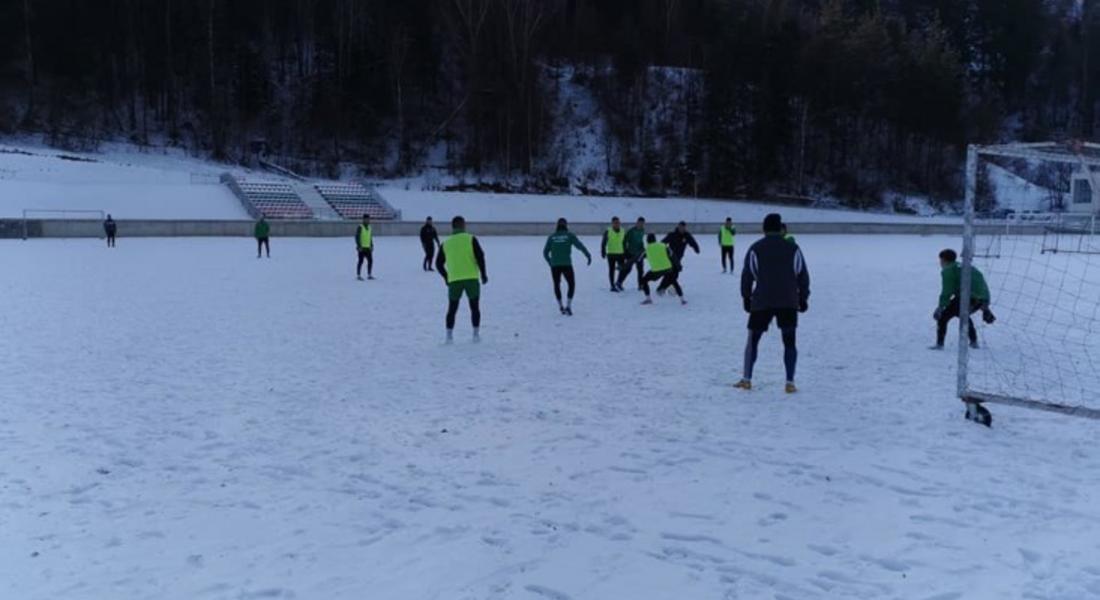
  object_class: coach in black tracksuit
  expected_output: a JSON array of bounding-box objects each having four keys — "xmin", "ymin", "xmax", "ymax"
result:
[
  {"xmin": 420, "ymin": 217, "xmax": 441, "ymax": 271},
  {"xmin": 661, "ymin": 221, "xmax": 700, "ymax": 271},
  {"xmin": 736, "ymin": 213, "xmax": 810, "ymax": 393}
]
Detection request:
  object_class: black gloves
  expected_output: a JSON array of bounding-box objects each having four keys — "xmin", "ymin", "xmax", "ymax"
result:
[
  {"xmin": 982, "ymin": 307, "xmax": 996, "ymax": 324},
  {"xmin": 743, "ymin": 297, "xmax": 752, "ymax": 313},
  {"xmin": 799, "ymin": 299, "xmax": 809, "ymax": 313},
  {"xmin": 933, "ymin": 307, "xmax": 944, "ymax": 321}
]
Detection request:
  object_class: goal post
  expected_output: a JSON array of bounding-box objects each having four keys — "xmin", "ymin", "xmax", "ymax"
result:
[
  {"xmin": 21, "ymin": 209, "xmax": 107, "ymax": 240},
  {"xmin": 959, "ymin": 141, "xmax": 1100, "ymax": 422}
]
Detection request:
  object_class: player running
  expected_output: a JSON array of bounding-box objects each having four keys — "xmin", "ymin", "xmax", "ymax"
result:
[
  {"xmin": 932, "ymin": 249, "xmax": 995, "ymax": 350},
  {"xmin": 735, "ymin": 214, "xmax": 811, "ymax": 393},
  {"xmin": 543, "ymin": 218, "xmax": 592, "ymax": 315},
  {"xmin": 719, "ymin": 217, "xmax": 736, "ymax": 273},
  {"xmin": 601, "ymin": 216, "xmax": 627, "ymax": 292},
  {"xmin": 616, "ymin": 217, "xmax": 647, "ymax": 291},
  {"xmin": 254, "ymin": 216, "xmax": 270, "ymax": 258},
  {"xmin": 662, "ymin": 221, "xmax": 700, "ymax": 273},
  {"xmin": 355, "ymin": 214, "xmax": 374, "ymax": 280},
  {"xmin": 640, "ymin": 233, "xmax": 687, "ymax": 305},
  {"xmin": 436, "ymin": 216, "xmax": 488, "ymax": 342},
  {"xmin": 420, "ymin": 217, "xmax": 440, "ymax": 271},
  {"xmin": 104, "ymin": 214, "xmax": 118, "ymax": 248}
]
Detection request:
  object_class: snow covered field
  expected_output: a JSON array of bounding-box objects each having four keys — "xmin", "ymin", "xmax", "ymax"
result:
[{"xmin": 2, "ymin": 235, "xmax": 1099, "ymax": 600}]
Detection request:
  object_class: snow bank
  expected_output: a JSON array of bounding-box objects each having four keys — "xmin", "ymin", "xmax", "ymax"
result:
[
  {"xmin": 379, "ymin": 188, "xmax": 957, "ymax": 224},
  {"xmin": 0, "ymin": 144, "xmax": 250, "ymax": 220}
]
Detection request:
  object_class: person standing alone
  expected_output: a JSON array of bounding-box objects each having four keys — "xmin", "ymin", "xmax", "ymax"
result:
[
  {"xmin": 601, "ymin": 217, "xmax": 627, "ymax": 292},
  {"xmin": 355, "ymin": 214, "xmax": 374, "ymax": 280},
  {"xmin": 736, "ymin": 214, "xmax": 810, "ymax": 393},
  {"xmin": 436, "ymin": 216, "xmax": 488, "ymax": 342},
  {"xmin": 719, "ymin": 217, "xmax": 736, "ymax": 274},
  {"xmin": 420, "ymin": 217, "xmax": 441, "ymax": 271},
  {"xmin": 254, "ymin": 216, "xmax": 270, "ymax": 258},
  {"xmin": 104, "ymin": 214, "xmax": 118, "ymax": 248},
  {"xmin": 543, "ymin": 218, "xmax": 592, "ymax": 315}
]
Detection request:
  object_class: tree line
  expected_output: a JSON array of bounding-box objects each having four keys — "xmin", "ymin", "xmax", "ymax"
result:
[{"xmin": 0, "ymin": 0, "xmax": 1096, "ymax": 207}]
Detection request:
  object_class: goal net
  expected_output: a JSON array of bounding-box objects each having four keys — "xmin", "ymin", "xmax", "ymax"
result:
[{"xmin": 960, "ymin": 142, "xmax": 1100, "ymax": 420}]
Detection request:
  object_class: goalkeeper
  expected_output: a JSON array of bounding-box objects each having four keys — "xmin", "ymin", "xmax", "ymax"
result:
[{"xmin": 932, "ymin": 249, "xmax": 995, "ymax": 349}]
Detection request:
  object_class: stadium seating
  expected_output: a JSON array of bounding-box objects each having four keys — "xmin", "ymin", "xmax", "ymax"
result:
[
  {"xmin": 314, "ymin": 183, "xmax": 397, "ymax": 220},
  {"xmin": 236, "ymin": 181, "xmax": 313, "ymax": 219}
]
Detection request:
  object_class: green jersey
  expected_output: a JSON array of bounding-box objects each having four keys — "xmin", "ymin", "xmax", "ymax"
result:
[
  {"xmin": 254, "ymin": 221, "xmax": 270, "ymax": 238},
  {"xmin": 624, "ymin": 226, "xmax": 646, "ymax": 256},
  {"xmin": 939, "ymin": 262, "xmax": 990, "ymax": 309},
  {"xmin": 543, "ymin": 228, "xmax": 591, "ymax": 267}
]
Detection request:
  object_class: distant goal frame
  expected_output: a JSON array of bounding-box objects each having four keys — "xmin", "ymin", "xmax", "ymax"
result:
[{"xmin": 958, "ymin": 141, "xmax": 1100, "ymax": 423}]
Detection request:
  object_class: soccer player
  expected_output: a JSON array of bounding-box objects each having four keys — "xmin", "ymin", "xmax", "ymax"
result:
[
  {"xmin": 719, "ymin": 217, "xmax": 736, "ymax": 273},
  {"xmin": 662, "ymin": 221, "xmax": 701, "ymax": 272},
  {"xmin": 543, "ymin": 218, "xmax": 592, "ymax": 315},
  {"xmin": 616, "ymin": 217, "xmax": 647, "ymax": 291},
  {"xmin": 781, "ymin": 223, "xmax": 796, "ymax": 244},
  {"xmin": 420, "ymin": 217, "xmax": 440, "ymax": 271},
  {"xmin": 601, "ymin": 216, "xmax": 627, "ymax": 292},
  {"xmin": 254, "ymin": 216, "xmax": 270, "ymax": 258},
  {"xmin": 436, "ymin": 216, "xmax": 488, "ymax": 342},
  {"xmin": 932, "ymin": 249, "xmax": 995, "ymax": 350},
  {"xmin": 355, "ymin": 214, "xmax": 374, "ymax": 280},
  {"xmin": 640, "ymin": 233, "xmax": 686, "ymax": 305},
  {"xmin": 103, "ymin": 214, "xmax": 117, "ymax": 248},
  {"xmin": 735, "ymin": 214, "xmax": 811, "ymax": 393}
]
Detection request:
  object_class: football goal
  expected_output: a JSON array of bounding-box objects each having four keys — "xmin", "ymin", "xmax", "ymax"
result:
[{"xmin": 959, "ymin": 142, "xmax": 1100, "ymax": 424}]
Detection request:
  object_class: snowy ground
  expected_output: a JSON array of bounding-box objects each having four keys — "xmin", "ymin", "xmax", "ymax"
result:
[{"xmin": 2, "ymin": 235, "xmax": 1099, "ymax": 600}]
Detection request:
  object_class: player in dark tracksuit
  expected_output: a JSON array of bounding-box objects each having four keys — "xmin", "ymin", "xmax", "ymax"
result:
[
  {"xmin": 661, "ymin": 221, "xmax": 700, "ymax": 273},
  {"xmin": 420, "ymin": 217, "xmax": 441, "ymax": 271},
  {"xmin": 736, "ymin": 214, "xmax": 811, "ymax": 393},
  {"xmin": 616, "ymin": 218, "xmax": 647, "ymax": 291},
  {"xmin": 103, "ymin": 215, "xmax": 117, "ymax": 248}
]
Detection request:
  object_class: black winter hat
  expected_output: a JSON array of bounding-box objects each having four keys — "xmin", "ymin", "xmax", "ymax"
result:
[{"xmin": 763, "ymin": 213, "xmax": 783, "ymax": 233}]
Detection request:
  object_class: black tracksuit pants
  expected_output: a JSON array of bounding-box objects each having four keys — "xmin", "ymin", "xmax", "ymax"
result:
[{"xmin": 937, "ymin": 298, "xmax": 982, "ymax": 346}]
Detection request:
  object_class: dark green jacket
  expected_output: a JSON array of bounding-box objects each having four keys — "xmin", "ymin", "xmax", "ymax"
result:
[
  {"xmin": 940, "ymin": 262, "xmax": 990, "ymax": 309},
  {"xmin": 624, "ymin": 226, "xmax": 646, "ymax": 256},
  {"xmin": 543, "ymin": 228, "xmax": 591, "ymax": 267},
  {"xmin": 254, "ymin": 221, "xmax": 270, "ymax": 238}
]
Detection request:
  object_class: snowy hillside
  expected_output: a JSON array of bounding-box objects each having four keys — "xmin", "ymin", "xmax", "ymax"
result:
[{"xmin": 2, "ymin": 235, "xmax": 1097, "ymax": 599}]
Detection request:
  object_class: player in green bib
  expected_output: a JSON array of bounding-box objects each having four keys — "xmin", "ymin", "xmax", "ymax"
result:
[
  {"xmin": 355, "ymin": 214, "xmax": 375, "ymax": 280},
  {"xmin": 639, "ymin": 233, "xmax": 686, "ymax": 305},
  {"xmin": 436, "ymin": 216, "xmax": 488, "ymax": 342},
  {"xmin": 719, "ymin": 217, "xmax": 736, "ymax": 274},
  {"xmin": 601, "ymin": 217, "xmax": 627, "ymax": 292}
]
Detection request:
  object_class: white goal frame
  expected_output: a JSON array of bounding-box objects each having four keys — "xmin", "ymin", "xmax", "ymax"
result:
[
  {"xmin": 959, "ymin": 142, "xmax": 1100, "ymax": 420},
  {"xmin": 21, "ymin": 209, "xmax": 106, "ymax": 240}
]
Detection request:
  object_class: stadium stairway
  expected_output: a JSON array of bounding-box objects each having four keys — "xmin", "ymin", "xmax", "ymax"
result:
[{"xmin": 294, "ymin": 183, "xmax": 341, "ymax": 220}]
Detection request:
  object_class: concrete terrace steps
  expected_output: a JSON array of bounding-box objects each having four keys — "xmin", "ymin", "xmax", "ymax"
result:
[{"xmin": 295, "ymin": 183, "xmax": 342, "ymax": 220}]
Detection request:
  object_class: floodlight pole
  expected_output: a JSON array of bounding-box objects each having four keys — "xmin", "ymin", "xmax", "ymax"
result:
[{"xmin": 958, "ymin": 145, "xmax": 978, "ymax": 402}]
